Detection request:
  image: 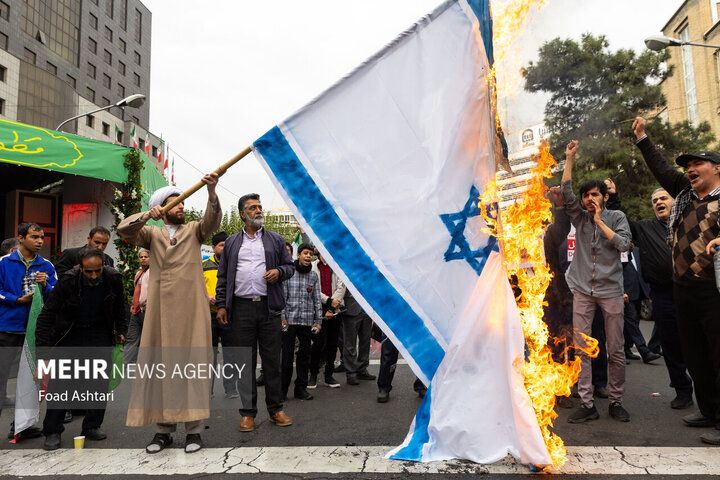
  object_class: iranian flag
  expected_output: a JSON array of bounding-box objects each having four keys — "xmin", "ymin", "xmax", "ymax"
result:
[
  {"xmin": 171, "ymin": 157, "xmax": 175, "ymax": 184},
  {"xmin": 163, "ymin": 143, "xmax": 169, "ymax": 170},
  {"xmin": 12, "ymin": 285, "xmax": 47, "ymax": 440},
  {"xmin": 114, "ymin": 125, "xmax": 121, "ymax": 145},
  {"xmin": 157, "ymin": 138, "xmax": 163, "ymax": 164},
  {"xmin": 131, "ymin": 125, "xmax": 138, "ymax": 148},
  {"xmin": 144, "ymin": 131, "xmax": 150, "ymax": 154}
]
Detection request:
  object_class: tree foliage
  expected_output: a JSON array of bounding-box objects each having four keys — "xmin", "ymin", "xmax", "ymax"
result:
[
  {"xmin": 524, "ymin": 34, "xmax": 715, "ymax": 220},
  {"xmin": 189, "ymin": 205, "xmax": 298, "ymax": 245}
]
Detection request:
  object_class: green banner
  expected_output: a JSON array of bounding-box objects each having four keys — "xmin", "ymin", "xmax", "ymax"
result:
[{"xmin": 0, "ymin": 118, "xmax": 167, "ymax": 202}]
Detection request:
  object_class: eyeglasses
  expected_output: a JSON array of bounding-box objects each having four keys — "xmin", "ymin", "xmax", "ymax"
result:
[{"xmin": 245, "ymin": 205, "xmax": 263, "ymax": 212}]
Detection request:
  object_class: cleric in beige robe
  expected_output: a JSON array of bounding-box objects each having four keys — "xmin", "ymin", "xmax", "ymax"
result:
[{"xmin": 117, "ymin": 174, "xmax": 221, "ymax": 454}]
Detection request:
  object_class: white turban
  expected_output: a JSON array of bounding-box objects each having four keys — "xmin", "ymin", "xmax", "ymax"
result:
[{"xmin": 148, "ymin": 186, "xmax": 183, "ymax": 209}]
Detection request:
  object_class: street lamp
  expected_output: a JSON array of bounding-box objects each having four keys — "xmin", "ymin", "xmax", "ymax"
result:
[
  {"xmin": 56, "ymin": 93, "xmax": 146, "ymax": 132},
  {"xmin": 644, "ymin": 34, "xmax": 720, "ymax": 51}
]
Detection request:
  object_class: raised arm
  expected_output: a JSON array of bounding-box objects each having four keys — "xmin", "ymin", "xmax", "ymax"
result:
[
  {"xmin": 196, "ymin": 173, "xmax": 222, "ymax": 241},
  {"xmin": 561, "ymin": 141, "xmax": 584, "ymax": 224},
  {"xmin": 632, "ymin": 117, "xmax": 689, "ymax": 197}
]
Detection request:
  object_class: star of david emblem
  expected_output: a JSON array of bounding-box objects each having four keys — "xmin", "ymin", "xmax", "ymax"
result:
[{"xmin": 440, "ymin": 185, "xmax": 499, "ymax": 276}]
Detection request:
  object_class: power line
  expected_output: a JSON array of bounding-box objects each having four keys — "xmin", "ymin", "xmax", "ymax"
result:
[{"xmin": 167, "ymin": 146, "xmax": 240, "ymax": 199}]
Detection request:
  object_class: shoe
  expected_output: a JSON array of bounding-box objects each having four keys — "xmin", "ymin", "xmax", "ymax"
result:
[
  {"xmin": 324, "ymin": 376, "xmax": 341, "ymax": 388},
  {"xmin": 642, "ymin": 351, "xmax": 661, "ymax": 364},
  {"xmin": 334, "ymin": 364, "xmax": 346, "ymax": 373},
  {"xmin": 700, "ymin": 428, "xmax": 720, "ymax": 445},
  {"xmin": 651, "ymin": 348, "xmax": 663, "ymax": 356},
  {"xmin": 238, "ymin": 416, "xmax": 255, "ymax": 432},
  {"xmin": 308, "ymin": 374, "xmax": 317, "ymax": 389},
  {"xmin": 225, "ymin": 391, "xmax": 239, "ymax": 399},
  {"xmin": 683, "ymin": 412, "xmax": 716, "ymax": 428},
  {"xmin": 146, "ymin": 433, "xmax": 173, "ymax": 453},
  {"xmin": 357, "ymin": 370, "xmax": 376, "ymax": 381},
  {"xmin": 568, "ymin": 404, "xmax": 599, "ymax": 423},
  {"xmin": 594, "ymin": 386, "xmax": 609, "ymax": 399},
  {"xmin": 625, "ymin": 350, "xmax": 640, "ymax": 360},
  {"xmin": 416, "ymin": 387, "xmax": 427, "ymax": 399},
  {"xmin": 294, "ymin": 390, "xmax": 314, "ymax": 400},
  {"xmin": 63, "ymin": 410, "xmax": 73, "ymax": 423},
  {"xmin": 185, "ymin": 434, "xmax": 203, "ymax": 453},
  {"xmin": 346, "ymin": 374, "xmax": 359, "ymax": 386},
  {"xmin": 609, "ymin": 402, "xmax": 630, "ymax": 422},
  {"xmin": 377, "ymin": 391, "xmax": 390, "ymax": 403},
  {"xmin": 8, "ymin": 426, "xmax": 42, "ymax": 440},
  {"xmin": 82, "ymin": 427, "xmax": 107, "ymax": 441},
  {"xmin": 256, "ymin": 373, "xmax": 265, "ymax": 386},
  {"xmin": 670, "ymin": 394, "xmax": 694, "ymax": 410},
  {"xmin": 556, "ymin": 395, "xmax": 574, "ymax": 409},
  {"xmin": 269, "ymin": 411, "xmax": 292, "ymax": 427},
  {"xmin": 43, "ymin": 433, "xmax": 61, "ymax": 451}
]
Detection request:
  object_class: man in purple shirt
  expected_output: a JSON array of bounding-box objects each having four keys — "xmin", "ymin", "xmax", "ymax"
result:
[{"xmin": 216, "ymin": 193, "xmax": 295, "ymax": 433}]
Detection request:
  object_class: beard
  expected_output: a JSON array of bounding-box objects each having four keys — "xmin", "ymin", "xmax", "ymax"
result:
[
  {"xmin": 86, "ymin": 277, "xmax": 100, "ymax": 286},
  {"xmin": 246, "ymin": 214, "xmax": 264, "ymax": 229},
  {"xmin": 166, "ymin": 210, "xmax": 185, "ymax": 225}
]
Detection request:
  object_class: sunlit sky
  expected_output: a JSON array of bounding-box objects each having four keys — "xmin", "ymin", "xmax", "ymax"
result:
[{"xmin": 141, "ymin": 0, "xmax": 683, "ymax": 211}]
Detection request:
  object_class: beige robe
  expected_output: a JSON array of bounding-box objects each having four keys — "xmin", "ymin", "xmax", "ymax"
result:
[{"xmin": 118, "ymin": 198, "xmax": 221, "ymax": 426}]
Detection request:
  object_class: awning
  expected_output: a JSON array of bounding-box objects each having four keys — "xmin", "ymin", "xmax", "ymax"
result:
[{"xmin": 0, "ymin": 118, "xmax": 167, "ymax": 205}]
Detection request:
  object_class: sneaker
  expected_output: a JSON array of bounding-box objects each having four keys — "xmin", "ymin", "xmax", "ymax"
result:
[
  {"xmin": 609, "ymin": 402, "xmax": 630, "ymax": 422},
  {"xmin": 377, "ymin": 391, "xmax": 390, "ymax": 403},
  {"xmin": 294, "ymin": 389, "xmax": 314, "ymax": 400},
  {"xmin": 625, "ymin": 350, "xmax": 640, "ymax": 360},
  {"xmin": 700, "ymin": 428, "xmax": 720, "ymax": 445},
  {"xmin": 642, "ymin": 351, "xmax": 661, "ymax": 364},
  {"xmin": 308, "ymin": 374, "xmax": 317, "ymax": 389},
  {"xmin": 43, "ymin": 433, "xmax": 61, "ymax": 451},
  {"xmin": 357, "ymin": 370, "xmax": 376, "ymax": 381},
  {"xmin": 683, "ymin": 412, "xmax": 716, "ymax": 427},
  {"xmin": 185, "ymin": 433, "xmax": 203, "ymax": 453},
  {"xmin": 594, "ymin": 386, "xmax": 609, "ymax": 399},
  {"xmin": 324, "ymin": 375, "xmax": 341, "ymax": 388},
  {"xmin": 346, "ymin": 374, "xmax": 359, "ymax": 386},
  {"xmin": 568, "ymin": 404, "xmax": 599, "ymax": 424},
  {"xmin": 82, "ymin": 427, "xmax": 107, "ymax": 441},
  {"xmin": 670, "ymin": 394, "xmax": 694, "ymax": 410},
  {"xmin": 334, "ymin": 364, "xmax": 347, "ymax": 373}
]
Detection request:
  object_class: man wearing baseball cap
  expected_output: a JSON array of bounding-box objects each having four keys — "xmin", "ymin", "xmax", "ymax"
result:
[{"xmin": 633, "ymin": 117, "xmax": 720, "ymax": 445}]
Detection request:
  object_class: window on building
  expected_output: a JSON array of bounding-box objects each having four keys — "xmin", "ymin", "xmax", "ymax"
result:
[
  {"xmin": 89, "ymin": 13, "xmax": 98, "ymax": 30},
  {"xmin": 0, "ymin": 1, "xmax": 9, "ymax": 21},
  {"xmin": 134, "ymin": 8, "xmax": 142, "ymax": 43},
  {"xmin": 133, "ymin": 72, "xmax": 140, "ymax": 87},
  {"xmin": 118, "ymin": 60, "xmax": 125, "ymax": 75},
  {"xmin": 103, "ymin": 73, "xmax": 111, "ymax": 88},
  {"xmin": 0, "ymin": 31, "xmax": 7, "ymax": 50},
  {"xmin": 86, "ymin": 87, "xmax": 95, "ymax": 102},
  {"xmin": 102, "ymin": 96, "xmax": 110, "ymax": 106},
  {"xmin": 46, "ymin": 61, "xmax": 56, "ymax": 75},
  {"xmin": 152, "ymin": 145, "xmax": 157, "ymax": 157},
  {"xmin": 138, "ymin": 138, "xmax": 145, "ymax": 151},
  {"xmin": 133, "ymin": 51, "xmax": 141, "ymax": 66},
  {"xmin": 87, "ymin": 62, "xmax": 96, "ymax": 79},
  {"xmin": 86, "ymin": 115, "xmax": 95, "ymax": 128},
  {"xmin": 106, "ymin": 0, "xmax": 114, "ymax": 18},
  {"xmin": 104, "ymin": 26, "xmax": 112, "ymax": 42},
  {"xmin": 102, "ymin": 122, "xmax": 109, "ymax": 136},
  {"xmin": 0, "ymin": 98, "xmax": 5, "ymax": 115},
  {"xmin": 119, "ymin": 38, "xmax": 126, "ymax": 53},
  {"xmin": 680, "ymin": 25, "xmax": 699, "ymax": 126},
  {"xmin": 0, "ymin": 65, "xmax": 6, "ymax": 82},
  {"xmin": 712, "ymin": 0, "xmax": 720, "ymax": 24},
  {"xmin": 88, "ymin": 37, "xmax": 97, "ymax": 54},
  {"xmin": 117, "ymin": 83, "xmax": 124, "ymax": 97},
  {"xmin": 66, "ymin": 74, "xmax": 76, "ymax": 88},
  {"xmin": 120, "ymin": 0, "xmax": 127, "ymax": 30},
  {"xmin": 117, "ymin": 130, "xmax": 123, "ymax": 143},
  {"xmin": 103, "ymin": 49, "xmax": 112, "ymax": 65},
  {"xmin": 23, "ymin": 48, "xmax": 36, "ymax": 64}
]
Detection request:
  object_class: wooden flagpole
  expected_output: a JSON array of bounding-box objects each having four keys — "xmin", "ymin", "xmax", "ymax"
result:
[{"xmin": 162, "ymin": 146, "xmax": 252, "ymax": 213}]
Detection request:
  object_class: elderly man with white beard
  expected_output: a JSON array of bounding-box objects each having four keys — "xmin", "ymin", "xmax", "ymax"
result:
[{"xmin": 216, "ymin": 193, "xmax": 295, "ymax": 433}]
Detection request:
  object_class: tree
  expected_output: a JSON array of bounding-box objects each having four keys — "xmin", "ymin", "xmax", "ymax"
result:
[
  {"xmin": 192, "ymin": 205, "xmax": 298, "ymax": 245},
  {"xmin": 524, "ymin": 34, "xmax": 715, "ymax": 220}
]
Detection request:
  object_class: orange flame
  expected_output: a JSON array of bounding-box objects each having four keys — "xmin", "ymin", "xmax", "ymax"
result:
[{"xmin": 480, "ymin": 141, "xmax": 599, "ymax": 468}]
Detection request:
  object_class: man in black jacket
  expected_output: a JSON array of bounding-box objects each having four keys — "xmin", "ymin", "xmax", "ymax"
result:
[
  {"xmin": 36, "ymin": 247, "xmax": 127, "ymax": 450},
  {"xmin": 54, "ymin": 227, "xmax": 114, "ymax": 275},
  {"xmin": 216, "ymin": 193, "xmax": 294, "ymax": 432}
]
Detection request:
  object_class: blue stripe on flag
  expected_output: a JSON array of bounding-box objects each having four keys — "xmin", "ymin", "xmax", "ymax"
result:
[
  {"xmin": 254, "ymin": 126, "xmax": 446, "ymax": 380},
  {"xmin": 390, "ymin": 386, "xmax": 433, "ymax": 461},
  {"xmin": 463, "ymin": 0, "xmax": 494, "ymax": 65}
]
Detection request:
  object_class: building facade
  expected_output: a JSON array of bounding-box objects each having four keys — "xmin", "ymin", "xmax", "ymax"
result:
[
  {"xmin": 659, "ymin": 0, "xmax": 720, "ymax": 138},
  {"xmin": 496, "ymin": 123, "xmax": 550, "ymax": 210}
]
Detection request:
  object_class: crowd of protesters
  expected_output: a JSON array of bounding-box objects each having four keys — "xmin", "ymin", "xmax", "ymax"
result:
[{"xmin": 1, "ymin": 115, "xmax": 719, "ymax": 452}]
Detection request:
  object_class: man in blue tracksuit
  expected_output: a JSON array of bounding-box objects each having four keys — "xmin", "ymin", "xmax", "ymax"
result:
[{"xmin": 0, "ymin": 222, "xmax": 57, "ymax": 439}]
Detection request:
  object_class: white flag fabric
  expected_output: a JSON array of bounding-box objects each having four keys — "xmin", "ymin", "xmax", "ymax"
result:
[
  {"xmin": 253, "ymin": 0, "xmax": 549, "ymax": 465},
  {"xmin": 14, "ymin": 286, "xmax": 43, "ymax": 436}
]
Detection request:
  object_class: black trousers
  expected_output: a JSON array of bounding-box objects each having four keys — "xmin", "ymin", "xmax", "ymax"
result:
[
  {"xmin": 377, "ymin": 332, "xmax": 424, "ymax": 394},
  {"xmin": 650, "ymin": 287, "xmax": 692, "ymax": 397},
  {"xmin": 309, "ymin": 315, "xmax": 340, "ymax": 377},
  {"xmin": 42, "ymin": 325, "xmax": 113, "ymax": 435},
  {"xmin": 281, "ymin": 325, "xmax": 312, "ymax": 395},
  {"xmin": 0, "ymin": 332, "xmax": 24, "ymax": 417},
  {"xmin": 227, "ymin": 297, "xmax": 283, "ymax": 417},
  {"xmin": 623, "ymin": 299, "xmax": 650, "ymax": 355},
  {"xmin": 674, "ymin": 283, "xmax": 720, "ymax": 425}
]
